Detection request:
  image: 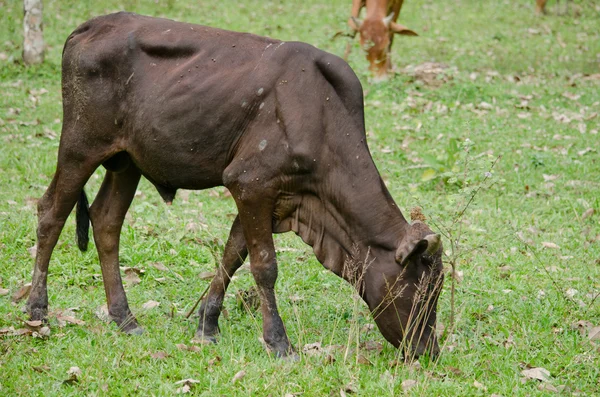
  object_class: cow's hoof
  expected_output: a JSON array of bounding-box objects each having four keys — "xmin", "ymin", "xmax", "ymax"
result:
[
  {"xmin": 28, "ymin": 307, "xmax": 48, "ymax": 322},
  {"xmin": 192, "ymin": 334, "xmax": 217, "ymax": 345},
  {"xmin": 280, "ymin": 351, "xmax": 300, "ymax": 362},
  {"xmin": 267, "ymin": 343, "xmax": 298, "ymax": 360},
  {"xmin": 124, "ymin": 326, "xmax": 145, "ymax": 336}
]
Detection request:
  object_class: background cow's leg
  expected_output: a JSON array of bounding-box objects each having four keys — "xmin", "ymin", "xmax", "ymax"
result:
[
  {"xmin": 536, "ymin": 0, "xmax": 548, "ymax": 14},
  {"xmin": 27, "ymin": 161, "xmax": 96, "ymax": 321},
  {"xmin": 233, "ymin": 191, "xmax": 294, "ymax": 358},
  {"xmin": 89, "ymin": 165, "xmax": 142, "ymax": 334},
  {"xmin": 195, "ymin": 215, "xmax": 248, "ymax": 342}
]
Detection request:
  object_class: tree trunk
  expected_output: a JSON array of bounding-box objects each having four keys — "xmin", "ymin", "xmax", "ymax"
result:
[{"xmin": 23, "ymin": 0, "xmax": 44, "ymax": 65}]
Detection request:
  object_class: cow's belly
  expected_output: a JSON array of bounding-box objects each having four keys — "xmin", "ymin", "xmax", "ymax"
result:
[{"xmin": 126, "ymin": 128, "xmax": 230, "ymax": 191}]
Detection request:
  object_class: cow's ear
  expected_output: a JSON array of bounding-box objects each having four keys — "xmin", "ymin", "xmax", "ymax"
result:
[
  {"xmin": 390, "ymin": 22, "xmax": 418, "ymax": 36},
  {"xmin": 395, "ymin": 234, "xmax": 441, "ymax": 266}
]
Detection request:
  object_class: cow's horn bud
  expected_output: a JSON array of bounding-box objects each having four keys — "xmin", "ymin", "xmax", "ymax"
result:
[
  {"xmin": 383, "ymin": 12, "xmax": 395, "ymax": 27},
  {"xmin": 351, "ymin": 16, "xmax": 363, "ymax": 29},
  {"xmin": 424, "ymin": 234, "xmax": 441, "ymax": 255}
]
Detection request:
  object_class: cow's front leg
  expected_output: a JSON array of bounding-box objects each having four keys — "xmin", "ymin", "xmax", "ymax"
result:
[
  {"xmin": 231, "ymin": 186, "xmax": 294, "ymax": 358},
  {"xmin": 195, "ymin": 215, "xmax": 248, "ymax": 342}
]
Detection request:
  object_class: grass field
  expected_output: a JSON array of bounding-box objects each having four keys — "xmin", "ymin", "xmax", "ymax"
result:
[{"xmin": 1, "ymin": 0, "xmax": 599, "ymax": 395}]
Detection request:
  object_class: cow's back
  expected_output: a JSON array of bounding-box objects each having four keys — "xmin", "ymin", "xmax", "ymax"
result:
[{"xmin": 60, "ymin": 13, "xmax": 366, "ymax": 191}]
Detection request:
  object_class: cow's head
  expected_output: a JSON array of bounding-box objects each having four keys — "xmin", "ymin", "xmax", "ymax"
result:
[
  {"xmin": 364, "ymin": 221, "xmax": 443, "ymax": 359},
  {"xmin": 350, "ymin": 13, "xmax": 417, "ymax": 80}
]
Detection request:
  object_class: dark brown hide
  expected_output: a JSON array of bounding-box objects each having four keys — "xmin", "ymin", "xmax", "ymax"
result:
[
  {"xmin": 346, "ymin": 0, "xmax": 417, "ymax": 80},
  {"xmin": 26, "ymin": 12, "xmax": 442, "ymax": 359}
]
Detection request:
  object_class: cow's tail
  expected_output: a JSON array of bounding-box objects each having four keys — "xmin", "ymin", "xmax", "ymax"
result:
[{"xmin": 76, "ymin": 190, "xmax": 90, "ymax": 252}]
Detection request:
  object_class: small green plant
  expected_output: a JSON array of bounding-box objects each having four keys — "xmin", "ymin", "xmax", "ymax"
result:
[{"xmin": 421, "ymin": 137, "xmax": 461, "ymax": 184}]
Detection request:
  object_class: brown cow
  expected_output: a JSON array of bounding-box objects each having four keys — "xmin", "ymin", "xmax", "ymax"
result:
[
  {"xmin": 346, "ymin": 0, "xmax": 417, "ymax": 80},
  {"xmin": 26, "ymin": 13, "xmax": 443, "ymax": 359}
]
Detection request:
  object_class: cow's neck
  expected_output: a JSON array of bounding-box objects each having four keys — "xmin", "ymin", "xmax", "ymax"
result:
[{"xmin": 284, "ymin": 143, "xmax": 408, "ymax": 281}]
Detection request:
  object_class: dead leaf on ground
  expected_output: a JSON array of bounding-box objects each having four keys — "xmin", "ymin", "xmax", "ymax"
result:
[
  {"xmin": 0, "ymin": 288, "xmax": 9, "ymax": 296},
  {"xmin": 402, "ymin": 379, "xmax": 418, "ymax": 391},
  {"xmin": 198, "ymin": 271, "xmax": 215, "ymax": 280},
  {"xmin": 542, "ymin": 242, "xmax": 560, "ymax": 249},
  {"xmin": 32, "ymin": 365, "xmax": 51, "ymax": 373},
  {"xmin": 172, "ymin": 271, "xmax": 185, "ymax": 282},
  {"xmin": 521, "ymin": 367, "xmax": 551, "ymax": 382},
  {"xmin": 12, "ymin": 283, "xmax": 32, "ymax": 302},
  {"xmin": 175, "ymin": 378, "xmax": 200, "ymax": 394},
  {"xmin": 360, "ymin": 340, "xmax": 383, "ymax": 352},
  {"xmin": 588, "ymin": 326, "xmax": 600, "ymax": 341},
  {"xmin": 303, "ymin": 342, "xmax": 324, "ymax": 356},
  {"xmin": 538, "ymin": 383, "xmax": 559, "ymax": 392},
  {"xmin": 0, "ymin": 327, "xmax": 33, "ymax": 337},
  {"xmin": 231, "ymin": 370, "xmax": 246, "ymax": 383},
  {"xmin": 402, "ymin": 62, "xmax": 454, "ymax": 87},
  {"xmin": 122, "ymin": 267, "xmax": 144, "ymax": 285},
  {"xmin": 25, "ymin": 320, "xmax": 43, "ymax": 329},
  {"xmin": 95, "ymin": 305, "xmax": 111, "ymax": 323},
  {"xmin": 357, "ymin": 354, "xmax": 372, "ymax": 365},
  {"xmin": 33, "ymin": 326, "xmax": 51, "ymax": 339},
  {"xmin": 473, "ymin": 380, "xmax": 487, "ymax": 390},
  {"xmin": 142, "ymin": 300, "xmax": 160, "ymax": 310},
  {"xmin": 543, "ymin": 174, "xmax": 560, "ymax": 182},
  {"xmin": 562, "ymin": 92, "xmax": 581, "ymax": 101},
  {"xmin": 150, "ymin": 351, "xmax": 169, "ymax": 360},
  {"xmin": 28, "ymin": 244, "xmax": 37, "ymax": 258},
  {"xmin": 64, "ymin": 366, "xmax": 82, "ymax": 385},
  {"xmin": 578, "ymin": 147, "xmax": 595, "ymax": 157},
  {"xmin": 581, "ymin": 208, "xmax": 594, "ymax": 220},
  {"xmin": 57, "ymin": 315, "xmax": 85, "ymax": 326},
  {"xmin": 176, "ymin": 343, "xmax": 202, "ymax": 353},
  {"xmin": 208, "ymin": 356, "xmax": 222, "ymax": 366},
  {"xmin": 150, "ymin": 262, "xmax": 168, "ymax": 271}
]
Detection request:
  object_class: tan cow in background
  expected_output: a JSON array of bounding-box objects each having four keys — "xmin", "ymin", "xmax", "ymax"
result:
[{"xmin": 346, "ymin": 0, "xmax": 417, "ymax": 80}]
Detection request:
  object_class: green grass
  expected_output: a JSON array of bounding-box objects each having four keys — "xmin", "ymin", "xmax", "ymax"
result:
[{"xmin": 1, "ymin": 0, "xmax": 599, "ymax": 395}]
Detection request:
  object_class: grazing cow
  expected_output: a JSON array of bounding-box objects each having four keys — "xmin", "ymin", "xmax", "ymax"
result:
[
  {"xmin": 26, "ymin": 12, "xmax": 443, "ymax": 359},
  {"xmin": 346, "ymin": 0, "xmax": 417, "ymax": 80}
]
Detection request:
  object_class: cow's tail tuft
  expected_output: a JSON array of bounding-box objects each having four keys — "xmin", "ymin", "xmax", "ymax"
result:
[{"xmin": 76, "ymin": 190, "xmax": 90, "ymax": 252}]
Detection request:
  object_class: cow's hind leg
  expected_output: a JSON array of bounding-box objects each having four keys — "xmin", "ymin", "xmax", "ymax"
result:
[
  {"xmin": 195, "ymin": 215, "xmax": 248, "ymax": 342},
  {"xmin": 27, "ymin": 157, "xmax": 98, "ymax": 321},
  {"xmin": 88, "ymin": 162, "xmax": 142, "ymax": 334}
]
